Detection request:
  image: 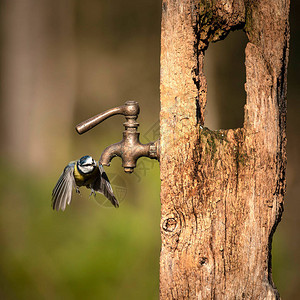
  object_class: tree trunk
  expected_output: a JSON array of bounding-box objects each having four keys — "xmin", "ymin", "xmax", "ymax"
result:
[{"xmin": 160, "ymin": 0, "xmax": 289, "ymax": 299}]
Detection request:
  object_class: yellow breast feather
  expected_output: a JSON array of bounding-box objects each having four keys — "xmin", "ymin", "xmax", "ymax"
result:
[{"xmin": 73, "ymin": 163, "xmax": 85, "ymax": 184}]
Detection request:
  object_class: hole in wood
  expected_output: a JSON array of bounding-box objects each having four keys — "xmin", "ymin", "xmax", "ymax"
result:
[{"xmin": 204, "ymin": 30, "xmax": 248, "ymax": 130}]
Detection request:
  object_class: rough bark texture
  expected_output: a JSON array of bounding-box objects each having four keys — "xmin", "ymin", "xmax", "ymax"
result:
[{"xmin": 160, "ymin": 0, "xmax": 289, "ymax": 299}]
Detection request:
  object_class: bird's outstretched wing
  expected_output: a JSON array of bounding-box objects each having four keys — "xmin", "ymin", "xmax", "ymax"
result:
[
  {"xmin": 92, "ymin": 165, "xmax": 119, "ymax": 208},
  {"xmin": 52, "ymin": 162, "xmax": 76, "ymax": 211}
]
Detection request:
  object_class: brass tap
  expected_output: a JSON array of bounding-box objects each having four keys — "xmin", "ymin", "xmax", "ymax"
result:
[{"xmin": 76, "ymin": 101, "xmax": 160, "ymax": 173}]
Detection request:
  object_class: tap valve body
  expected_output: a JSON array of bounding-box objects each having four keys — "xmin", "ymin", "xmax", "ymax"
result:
[{"xmin": 76, "ymin": 101, "xmax": 160, "ymax": 173}]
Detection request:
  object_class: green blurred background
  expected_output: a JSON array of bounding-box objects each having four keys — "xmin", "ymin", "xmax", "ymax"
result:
[{"xmin": 0, "ymin": 0, "xmax": 299, "ymax": 299}]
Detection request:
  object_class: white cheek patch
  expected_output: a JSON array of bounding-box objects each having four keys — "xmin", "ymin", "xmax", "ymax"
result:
[{"xmin": 80, "ymin": 165, "xmax": 94, "ymax": 174}]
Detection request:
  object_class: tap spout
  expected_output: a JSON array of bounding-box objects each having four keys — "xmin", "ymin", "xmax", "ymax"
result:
[{"xmin": 100, "ymin": 142, "xmax": 122, "ymax": 166}]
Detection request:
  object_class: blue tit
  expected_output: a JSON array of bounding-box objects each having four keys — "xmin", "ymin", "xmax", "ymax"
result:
[{"xmin": 52, "ymin": 155, "xmax": 119, "ymax": 211}]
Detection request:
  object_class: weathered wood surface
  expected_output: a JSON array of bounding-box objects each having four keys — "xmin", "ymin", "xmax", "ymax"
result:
[{"xmin": 160, "ymin": 0, "xmax": 289, "ymax": 299}]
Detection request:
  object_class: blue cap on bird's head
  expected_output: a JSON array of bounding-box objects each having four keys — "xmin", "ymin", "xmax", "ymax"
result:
[{"xmin": 78, "ymin": 155, "xmax": 95, "ymax": 166}]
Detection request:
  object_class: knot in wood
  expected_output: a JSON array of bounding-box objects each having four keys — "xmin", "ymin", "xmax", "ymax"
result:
[
  {"xmin": 162, "ymin": 218, "xmax": 178, "ymax": 232},
  {"xmin": 199, "ymin": 257, "xmax": 208, "ymax": 266}
]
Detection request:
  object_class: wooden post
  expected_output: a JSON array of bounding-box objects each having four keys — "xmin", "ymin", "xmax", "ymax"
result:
[{"xmin": 160, "ymin": 0, "xmax": 290, "ymax": 299}]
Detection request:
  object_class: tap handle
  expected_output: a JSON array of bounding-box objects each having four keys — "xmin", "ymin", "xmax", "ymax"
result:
[{"xmin": 75, "ymin": 101, "xmax": 140, "ymax": 134}]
